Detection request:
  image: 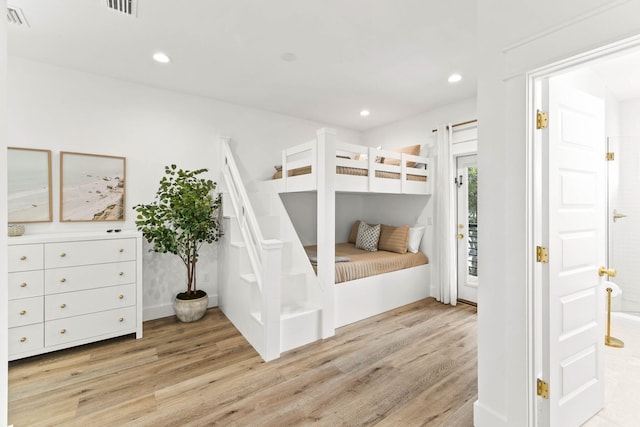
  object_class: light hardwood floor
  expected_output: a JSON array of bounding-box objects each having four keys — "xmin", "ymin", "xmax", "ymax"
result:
[{"xmin": 8, "ymin": 298, "xmax": 477, "ymax": 426}]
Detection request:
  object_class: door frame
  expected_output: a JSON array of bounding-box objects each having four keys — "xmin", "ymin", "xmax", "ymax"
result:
[{"xmin": 525, "ymin": 34, "xmax": 640, "ymax": 426}]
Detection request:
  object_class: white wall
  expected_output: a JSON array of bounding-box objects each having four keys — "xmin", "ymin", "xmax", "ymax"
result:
[
  {"xmin": 362, "ymin": 98, "xmax": 476, "ymax": 152},
  {"xmin": 476, "ymin": 1, "xmax": 640, "ymax": 426},
  {"xmin": 0, "ymin": 1, "xmax": 9, "ymax": 425},
  {"xmin": 613, "ymin": 98, "xmax": 640, "ymax": 313},
  {"xmin": 7, "ymin": 57, "xmax": 360, "ymax": 321}
]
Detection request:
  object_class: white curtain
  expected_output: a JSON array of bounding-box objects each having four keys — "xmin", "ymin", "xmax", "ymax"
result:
[{"xmin": 433, "ymin": 124, "xmax": 457, "ymax": 305}]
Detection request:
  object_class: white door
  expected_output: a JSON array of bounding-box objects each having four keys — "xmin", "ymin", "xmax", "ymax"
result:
[
  {"xmin": 456, "ymin": 155, "xmax": 478, "ymax": 303},
  {"xmin": 539, "ymin": 78, "xmax": 607, "ymax": 426}
]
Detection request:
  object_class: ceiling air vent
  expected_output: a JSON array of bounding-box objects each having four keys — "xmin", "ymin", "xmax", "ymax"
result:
[
  {"xmin": 105, "ymin": 0, "xmax": 137, "ymax": 17},
  {"xmin": 7, "ymin": 6, "xmax": 29, "ymax": 26}
]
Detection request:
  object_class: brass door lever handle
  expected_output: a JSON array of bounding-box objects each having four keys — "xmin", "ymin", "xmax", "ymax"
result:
[{"xmin": 599, "ymin": 267, "xmax": 617, "ymax": 277}]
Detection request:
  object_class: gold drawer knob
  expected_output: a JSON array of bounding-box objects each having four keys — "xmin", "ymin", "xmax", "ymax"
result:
[
  {"xmin": 60, "ymin": 252, "xmax": 66, "ymax": 257},
  {"xmin": 119, "ymin": 272, "xmax": 124, "ymax": 276},
  {"xmin": 20, "ymin": 337, "xmax": 27, "ymax": 343},
  {"xmin": 60, "ymin": 303, "xmax": 66, "ymax": 309},
  {"xmin": 20, "ymin": 282, "xmax": 27, "ymax": 288},
  {"xmin": 119, "ymin": 248, "xmax": 124, "ymax": 253},
  {"xmin": 60, "ymin": 278, "xmax": 66, "ymax": 283},
  {"xmin": 60, "ymin": 329, "xmax": 66, "ymax": 334},
  {"xmin": 119, "ymin": 317, "xmax": 124, "ymax": 322},
  {"xmin": 20, "ymin": 255, "xmax": 27, "ymax": 261},
  {"xmin": 119, "ymin": 294, "xmax": 124, "ymax": 300},
  {"xmin": 19, "ymin": 309, "xmax": 26, "ymax": 315}
]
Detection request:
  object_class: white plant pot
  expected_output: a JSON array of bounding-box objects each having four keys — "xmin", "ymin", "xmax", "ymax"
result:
[{"xmin": 173, "ymin": 292, "xmax": 209, "ymax": 322}]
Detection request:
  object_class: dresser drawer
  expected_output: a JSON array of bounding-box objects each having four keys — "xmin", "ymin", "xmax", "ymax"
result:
[
  {"xmin": 8, "ymin": 297, "xmax": 44, "ymax": 328},
  {"xmin": 9, "ymin": 324, "xmax": 44, "ymax": 357},
  {"xmin": 8, "ymin": 270, "xmax": 44, "ymax": 300},
  {"xmin": 45, "ymin": 238, "xmax": 136, "ymax": 268},
  {"xmin": 45, "ymin": 306, "xmax": 137, "ymax": 347},
  {"xmin": 45, "ymin": 261, "xmax": 136, "ymax": 295},
  {"xmin": 46, "ymin": 284, "xmax": 136, "ymax": 320},
  {"xmin": 8, "ymin": 244, "xmax": 44, "ymax": 272}
]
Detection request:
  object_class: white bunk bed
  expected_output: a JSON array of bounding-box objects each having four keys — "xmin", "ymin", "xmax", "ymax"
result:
[{"xmin": 272, "ymin": 128, "xmax": 432, "ymax": 330}]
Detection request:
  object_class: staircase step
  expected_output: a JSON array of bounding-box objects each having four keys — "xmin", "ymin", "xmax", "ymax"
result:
[
  {"xmin": 281, "ymin": 303, "xmax": 320, "ymax": 320},
  {"xmin": 240, "ymin": 273, "xmax": 257, "ymax": 284}
]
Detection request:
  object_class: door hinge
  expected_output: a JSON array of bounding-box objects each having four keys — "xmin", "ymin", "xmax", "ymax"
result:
[
  {"xmin": 536, "ymin": 246, "xmax": 549, "ymax": 263},
  {"xmin": 536, "ymin": 110, "xmax": 549, "ymax": 129},
  {"xmin": 537, "ymin": 378, "xmax": 549, "ymax": 399},
  {"xmin": 606, "ymin": 152, "xmax": 615, "ymax": 161}
]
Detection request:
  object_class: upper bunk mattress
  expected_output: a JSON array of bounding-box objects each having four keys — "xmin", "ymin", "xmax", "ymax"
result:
[
  {"xmin": 305, "ymin": 242, "xmax": 428, "ymax": 284},
  {"xmin": 273, "ymin": 166, "xmax": 426, "ymax": 181}
]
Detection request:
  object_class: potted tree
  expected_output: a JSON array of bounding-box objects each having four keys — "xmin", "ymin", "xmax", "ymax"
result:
[{"xmin": 134, "ymin": 165, "xmax": 222, "ymax": 322}]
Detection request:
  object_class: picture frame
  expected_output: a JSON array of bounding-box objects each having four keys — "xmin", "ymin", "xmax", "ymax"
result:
[
  {"xmin": 60, "ymin": 151, "xmax": 126, "ymax": 222},
  {"xmin": 8, "ymin": 147, "xmax": 53, "ymax": 223}
]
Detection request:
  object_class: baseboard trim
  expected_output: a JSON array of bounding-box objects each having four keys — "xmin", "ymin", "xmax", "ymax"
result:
[
  {"xmin": 473, "ymin": 400, "xmax": 508, "ymax": 427},
  {"xmin": 143, "ymin": 294, "xmax": 219, "ymax": 321}
]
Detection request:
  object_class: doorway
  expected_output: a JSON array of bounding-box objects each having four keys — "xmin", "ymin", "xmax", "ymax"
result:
[
  {"xmin": 456, "ymin": 154, "xmax": 478, "ymax": 304},
  {"xmin": 529, "ymin": 41, "xmax": 640, "ymax": 426}
]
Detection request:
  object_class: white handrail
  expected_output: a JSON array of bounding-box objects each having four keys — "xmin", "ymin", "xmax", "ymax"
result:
[
  {"xmin": 221, "ymin": 136, "xmax": 283, "ymax": 361},
  {"xmin": 221, "ymin": 140, "xmax": 265, "ymax": 287}
]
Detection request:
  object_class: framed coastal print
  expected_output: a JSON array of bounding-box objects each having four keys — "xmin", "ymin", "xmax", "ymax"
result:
[
  {"xmin": 60, "ymin": 152, "xmax": 126, "ymax": 222},
  {"xmin": 8, "ymin": 147, "xmax": 53, "ymax": 223}
]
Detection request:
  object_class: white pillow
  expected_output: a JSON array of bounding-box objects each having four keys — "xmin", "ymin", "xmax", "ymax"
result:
[{"xmin": 407, "ymin": 225, "xmax": 425, "ymax": 253}]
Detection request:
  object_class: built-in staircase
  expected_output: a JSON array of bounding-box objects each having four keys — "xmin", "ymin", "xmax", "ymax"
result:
[{"xmin": 218, "ymin": 138, "xmax": 323, "ymax": 361}]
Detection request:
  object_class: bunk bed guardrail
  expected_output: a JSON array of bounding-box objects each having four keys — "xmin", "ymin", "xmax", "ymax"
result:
[
  {"xmin": 279, "ymin": 137, "xmax": 431, "ymax": 194},
  {"xmin": 221, "ymin": 137, "xmax": 283, "ymax": 361}
]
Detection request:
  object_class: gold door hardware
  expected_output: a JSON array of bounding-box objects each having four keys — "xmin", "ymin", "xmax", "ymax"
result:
[
  {"xmin": 119, "ymin": 248, "xmax": 124, "ymax": 253},
  {"xmin": 613, "ymin": 209, "xmax": 627, "ymax": 222},
  {"xmin": 119, "ymin": 294, "xmax": 124, "ymax": 299},
  {"xmin": 536, "ymin": 246, "xmax": 549, "ymax": 263},
  {"xmin": 19, "ymin": 309, "xmax": 26, "ymax": 315},
  {"xmin": 537, "ymin": 378, "xmax": 549, "ymax": 399},
  {"xmin": 119, "ymin": 317, "xmax": 124, "ymax": 322},
  {"xmin": 119, "ymin": 272, "xmax": 124, "ymax": 276},
  {"xmin": 605, "ymin": 287, "xmax": 624, "ymax": 348},
  {"xmin": 20, "ymin": 255, "xmax": 27, "ymax": 260},
  {"xmin": 598, "ymin": 267, "xmax": 617, "ymax": 277},
  {"xmin": 60, "ymin": 329, "xmax": 67, "ymax": 334},
  {"xmin": 60, "ymin": 278, "xmax": 66, "ymax": 283},
  {"xmin": 536, "ymin": 110, "xmax": 549, "ymax": 129},
  {"xmin": 457, "ymin": 233, "xmax": 465, "ymax": 239},
  {"xmin": 20, "ymin": 337, "xmax": 27, "ymax": 343},
  {"xmin": 60, "ymin": 303, "xmax": 66, "ymax": 309},
  {"xmin": 20, "ymin": 282, "xmax": 27, "ymax": 288},
  {"xmin": 60, "ymin": 252, "xmax": 66, "ymax": 257},
  {"xmin": 458, "ymin": 224, "xmax": 464, "ymax": 229},
  {"xmin": 606, "ymin": 152, "xmax": 615, "ymax": 161}
]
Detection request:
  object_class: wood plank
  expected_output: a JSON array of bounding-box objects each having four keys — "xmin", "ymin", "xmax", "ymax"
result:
[{"xmin": 8, "ymin": 298, "xmax": 477, "ymax": 426}]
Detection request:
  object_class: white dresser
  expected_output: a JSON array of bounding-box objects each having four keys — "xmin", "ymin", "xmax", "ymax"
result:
[{"xmin": 7, "ymin": 231, "xmax": 143, "ymax": 361}]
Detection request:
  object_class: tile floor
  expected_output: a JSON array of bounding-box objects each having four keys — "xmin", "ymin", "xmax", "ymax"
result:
[{"xmin": 584, "ymin": 313, "xmax": 640, "ymax": 426}]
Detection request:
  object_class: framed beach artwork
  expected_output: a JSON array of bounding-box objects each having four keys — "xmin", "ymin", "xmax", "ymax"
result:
[
  {"xmin": 60, "ymin": 152, "xmax": 126, "ymax": 222},
  {"xmin": 7, "ymin": 147, "xmax": 53, "ymax": 223}
]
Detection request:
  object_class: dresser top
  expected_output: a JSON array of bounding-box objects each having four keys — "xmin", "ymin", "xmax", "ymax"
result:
[{"xmin": 7, "ymin": 230, "xmax": 142, "ymax": 245}]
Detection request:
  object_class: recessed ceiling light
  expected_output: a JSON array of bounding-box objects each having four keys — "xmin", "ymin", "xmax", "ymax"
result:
[
  {"xmin": 280, "ymin": 52, "xmax": 297, "ymax": 62},
  {"xmin": 448, "ymin": 73, "xmax": 462, "ymax": 83},
  {"xmin": 360, "ymin": 110, "xmax": 370, "ymax": 117},
  {"xmin": 153, "ymin": 52, "xmax": 171, "ymax": 64}
]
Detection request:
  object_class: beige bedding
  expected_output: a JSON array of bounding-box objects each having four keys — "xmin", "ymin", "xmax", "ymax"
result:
[
  {"xmin": 273, "ymin": 166, "xmax": 426, "ymax": 182},
  {"xmin": 305, "ymin": 243, "xmax": 428, "ymax": 284}
]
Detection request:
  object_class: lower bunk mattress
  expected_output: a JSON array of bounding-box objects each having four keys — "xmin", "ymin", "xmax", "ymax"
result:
[{"xmin": 305, "ymin": 242, "xmax": 428, "ymax": 284}]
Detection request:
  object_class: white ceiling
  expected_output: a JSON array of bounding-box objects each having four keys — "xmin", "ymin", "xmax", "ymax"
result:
[{"xmin": 6, "ymin": 0, "xmax": 478, "ymax": 131}]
